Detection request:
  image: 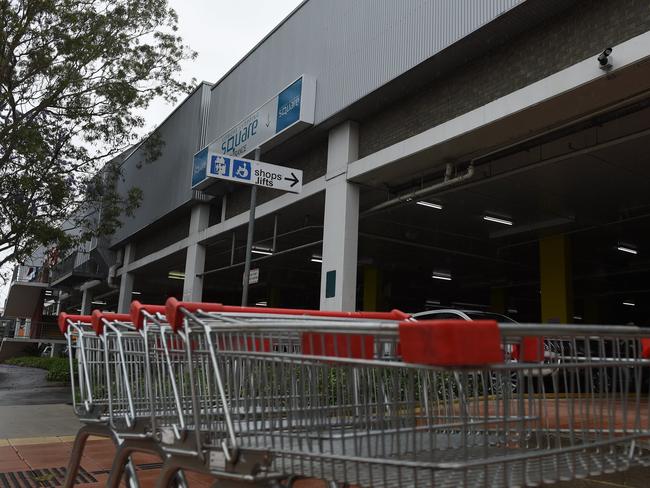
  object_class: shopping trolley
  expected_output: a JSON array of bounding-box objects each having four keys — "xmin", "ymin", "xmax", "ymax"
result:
[
  {"xmin": 151, "ymin": 299, "xmax": 415, "ymax": 486},
  {"xmin": 155, "ymin": 301, "xmax": 650, "ymax": 488},
  {"xmin": 103, "ymin": 303, "xmax": 193, "ymax": 488},
  {"xmin": 58, "ymin": 312, "xmax": 142, "ymax": 488}
]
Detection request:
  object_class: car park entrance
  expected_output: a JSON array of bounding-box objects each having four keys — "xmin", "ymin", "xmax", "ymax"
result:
[{"xmin": 354, "ymin": 89, "xmax": 650, "ymax": 322}]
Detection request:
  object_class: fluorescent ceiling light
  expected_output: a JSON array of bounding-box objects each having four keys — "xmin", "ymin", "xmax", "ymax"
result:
[
  {"xmin": 255, "ymin": 301, "xmax": 267, "ymax": 307},
  {"xmin": 573, "ymin": 315, "xmax": 583, "ymax": 320},
  {"xmin": 311, "ymin": 255, "xmax": 322, "ymax": 263},
  {"xmin": 452, "ymin": 301, "xmax": 488, "ymax": 309},
  {"xmin": 507, "ymin": 309, "xmax": 519, "ymax": 314},
  {"xmin": 168, "ymin": 271, "xmax": 185, "ymax": 280},
  {"xmin": 483, "ymin": 215, "xmax": 513, "ymax": 226},
  {"xmin": 489, "ymin": 216, "xmax": 574, "ymax": 239},
  {"xmin": 132, "ymin": 291, "xmax": 142, "ymax": 295},
  {"xmin": 617, "ymin": 245, "xmax": 637, "ymax": 255},
  {"xmin": 252, "ymin": 247, "xmax": 273, "ymax": 256},
  {"xmin": 416, "ymin": 201, "xmax": 443, "ymax": 210},
  {"xmin": 623, "ymin": 301, "xmax": 635, "ymax": 307},
  {"xmin": 432, "ymin": 271, "xmax": 452, "ymax": 281},
  {"xmin": 91, "ymin": 301, "xmax": 107, "ymax": 305}
]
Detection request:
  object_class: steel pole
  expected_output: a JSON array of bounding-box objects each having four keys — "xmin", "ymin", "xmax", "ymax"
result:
[{"xmin": 241, "ymin": 147, "xmax": 260, "ymax": 306}]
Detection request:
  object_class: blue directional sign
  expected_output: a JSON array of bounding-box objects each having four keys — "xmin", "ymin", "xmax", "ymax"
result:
[
  {"xmin": 204, "ymin": 152, "xmax": 302, "ymax": 193},
  {"xmin": 210, "ymin": 154, "xmax": 231, "ymax": 177},
  {"xmin": 192, "ymin": 75, "xmax": 315, "ymax": 189},
  {"xmin": 232, "ymin": 159, "xmax": 252, "ymax": 181}
]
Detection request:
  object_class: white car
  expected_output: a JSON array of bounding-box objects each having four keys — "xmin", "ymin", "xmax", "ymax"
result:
[
  {"xmin": 411, "ymin": 309, "xmax": 518, "ymax": 324},
  {"xmin": 412, "ymin": 309, "xmax": 558, "ymax": 388}
]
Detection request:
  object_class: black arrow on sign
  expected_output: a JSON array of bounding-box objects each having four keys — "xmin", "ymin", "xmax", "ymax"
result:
[{"xmin": 285, "ymin": 172, "xmax": 299, "ymax": 187}]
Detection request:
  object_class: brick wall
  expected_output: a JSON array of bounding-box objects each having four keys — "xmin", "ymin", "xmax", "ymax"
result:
[{"xmin": 358, "ymin": 0, "xmax": 650, "ymax": 157}]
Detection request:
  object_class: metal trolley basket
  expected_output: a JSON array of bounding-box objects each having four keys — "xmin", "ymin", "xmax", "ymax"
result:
[
  {"xmin": 154, "ymin": 300, "xmax": 650, "ymax": 488},
  {"xmin": 133, "ymin": 300, "xmax": 410, "ymax": 487},
  {"xmin": 59, "ymin": 310, "xmax": 189, "ymax": 488},
  {"xmin": 58, "ymin": 313, "xmax": 142, "ymax": 488}
]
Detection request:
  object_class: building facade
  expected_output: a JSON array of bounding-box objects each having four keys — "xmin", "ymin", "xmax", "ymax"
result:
[{"xmin": 6, "ymin": 0, "xmax": 650, "ymax": 326}]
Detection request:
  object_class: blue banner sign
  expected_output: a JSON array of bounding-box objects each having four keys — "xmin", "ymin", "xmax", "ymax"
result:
[
  {"xmin": 192, "ymin": 75, "xmax": 315, "ymax": 190},
  {"xmin": 276, "ymin": 77, "xmax": 302, "ymax": 132}
]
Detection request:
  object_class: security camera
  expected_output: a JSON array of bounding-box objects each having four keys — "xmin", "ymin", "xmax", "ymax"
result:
[{"xmin": 598, "ymin": 48, "xmax": 613, "ymax": 70}]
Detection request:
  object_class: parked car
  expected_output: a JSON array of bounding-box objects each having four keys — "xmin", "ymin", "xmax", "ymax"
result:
[
  {"xmin": 411, "ymin": 309, "xmax": 561, "ymax": 392},
  {"xmin": 411, "ymin": 309, "xmax": 519, "ymax": 324}
]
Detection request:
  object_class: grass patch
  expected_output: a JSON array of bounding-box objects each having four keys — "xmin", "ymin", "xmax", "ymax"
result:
[{"xmin": 4, "ymin": 356, "xmax": 74, "ymax": 382}]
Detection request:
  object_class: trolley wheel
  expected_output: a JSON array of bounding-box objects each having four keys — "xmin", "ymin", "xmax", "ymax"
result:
[{"xmin": 489, "ymin": 370, "xmax": 518, "ymax": 394}]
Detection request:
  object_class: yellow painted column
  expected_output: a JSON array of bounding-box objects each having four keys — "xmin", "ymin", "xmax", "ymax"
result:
[
  {"xmin": 490, "ymin": 288, "xmax": 506, "ymax": 314},
  {"xmin": 269, "ymin": 288, "xmax": 281, "ymax": 308},
  {"xmin": 363, "ymin": 266, "xmax": 380, "ymax": 311},
  {"xmin": 539, "ymin": 235, "xmax": 573, "ymax": 323}
]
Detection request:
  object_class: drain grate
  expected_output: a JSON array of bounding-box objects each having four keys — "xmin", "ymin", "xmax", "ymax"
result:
[
  {"xmin": 0, "ymin": 467, "xmax": 97, "ymax": 487},
  {"xmin": 134, "ymin": 462, "xmax": 163, "ymax": 471}
]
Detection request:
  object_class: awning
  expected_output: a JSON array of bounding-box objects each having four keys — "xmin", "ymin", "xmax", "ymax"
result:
[{"xmin": 3, "ymin": 282, "xmax": 48, "ymax": 318}]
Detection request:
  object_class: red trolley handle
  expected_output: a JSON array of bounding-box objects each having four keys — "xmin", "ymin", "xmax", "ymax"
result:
[
  {"xmin": 165, "ymin": 297, "xmax": 410, "ymax": 332},
  {"xmin": 57, "ymin": 313, "xmax": 92, "ymax": 334},
  {"xmin": 130, "ymin": 301, "xmax": 167, "ymax": 330},
  {"xmin": 91, "ymin": 310, "xmax": 132, "ymax": 335}
]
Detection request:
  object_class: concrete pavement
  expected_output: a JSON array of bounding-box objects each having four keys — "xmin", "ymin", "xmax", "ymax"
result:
[
  {"xmin": 0, "ymin": 363, "xmax": 80, "ymax": 438},
  {"xmin": 0, "ymin": 404, "xmax": 80, "ymax": 438}
]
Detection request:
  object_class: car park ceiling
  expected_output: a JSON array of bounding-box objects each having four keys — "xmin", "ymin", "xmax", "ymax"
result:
[{"xmin": 358, "ymin": 103, "xmax": 650, "ymax": 298}]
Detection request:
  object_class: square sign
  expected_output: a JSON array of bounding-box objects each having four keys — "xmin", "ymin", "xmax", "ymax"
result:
[
  {"xmin": 192, "ymin": 147, "xmax": 208, "ymax": 188},
  {"xmin": 192, "ymin": 75, "xmax": 315, "ymax": 190},
  {"xmin": 243, "ymin": 268, "xmax": 259, "ymax": 285},
  {"xmin": 276, "ymin": 77, "xmax": 302, "ymax": 132},
  {"xmin": 249, "ymin": 268, "xmax": 259, "ymax": 284}
]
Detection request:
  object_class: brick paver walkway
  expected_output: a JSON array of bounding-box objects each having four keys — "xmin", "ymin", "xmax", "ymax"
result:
[{"xmin": 0, "ymin": 437, "xmax": 326, "ymax": 487}]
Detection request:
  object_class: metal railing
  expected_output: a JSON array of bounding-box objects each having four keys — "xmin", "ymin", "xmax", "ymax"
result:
[{"xmin": 50, "ymin": 250, "xmax": 102, "ymax": 284}]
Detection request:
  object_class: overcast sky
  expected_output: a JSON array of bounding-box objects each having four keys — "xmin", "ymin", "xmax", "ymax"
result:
[
  {"xmin": 0, "ymin": 0, "xmax": 304, "ymax": 308},
  {"xmin": 142, "ymin": 0, "xmax": 305, "ymax": 132}
]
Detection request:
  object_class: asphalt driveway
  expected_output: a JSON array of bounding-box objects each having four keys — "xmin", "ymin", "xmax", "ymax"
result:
[{"xmin": 0, "ymin": 364, "xmax": 71, "ymax": 406}]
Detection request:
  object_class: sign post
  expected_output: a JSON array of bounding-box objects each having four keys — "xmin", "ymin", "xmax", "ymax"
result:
[
  {"xmin": 192, "ymin": 75, "xmax": 313, "ymax": 305},
  {"xmin": 241, "ymin": 148, "xmax": 261, "ymax": 306},
  {"xmin": 197, "ymin": 148, "xmax": 303, "ymax": 305}
]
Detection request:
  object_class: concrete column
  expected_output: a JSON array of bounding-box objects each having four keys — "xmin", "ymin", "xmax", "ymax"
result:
[
  {"xmin": 117, "ymin": 243, "xmax": 136, "ymax": 313},
  {"xmin": 50, "ymin": 343, "xmax": 65, "ymax": 357},
  {"xmin": 80, "ymin": 289, "xmax": 93, "ymax": 315},
  {"xmin": 539, "ymin": 235, "xmax": 573, "ymax": 323},
  {"xmin": 269, "ymin": 288, "xmax": 281, "ymax": 308},
  {"xmin": 183, "ymin": 204, "xmax": 210, "ymax": 301},
  {"xmin": 55, "ymin": 290, "xmax": 63, "ymax": 315},
  {"xmin": 320, "ymin": 121, "xmax": 360, "ymax": 311}
]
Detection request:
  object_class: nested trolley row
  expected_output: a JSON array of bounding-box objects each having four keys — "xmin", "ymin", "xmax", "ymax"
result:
[{"xmin": 58, "ymin": 298, "xmax": 650, "ymax": 488}]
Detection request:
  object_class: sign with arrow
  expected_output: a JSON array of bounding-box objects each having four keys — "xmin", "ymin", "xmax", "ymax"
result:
[
  {"xmin": 207, "ymin": 152, "xmax": 303, "ymax": 194},
  {"xmin": 191, "ymin": 75, "xmax": 315, "ymax": 190}
]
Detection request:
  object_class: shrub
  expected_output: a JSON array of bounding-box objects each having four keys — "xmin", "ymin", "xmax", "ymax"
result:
[{"xmin": 4, "ymin": 356, "xmax": 75, "ymax": 382}]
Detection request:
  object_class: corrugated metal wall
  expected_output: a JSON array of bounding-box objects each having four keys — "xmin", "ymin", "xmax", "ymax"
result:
[
  {"xmin": 207, "ymin": 0, "xmax": 523, "ymax": 141},
  {"xmin": 111, "ymin": 83, "xmax": 211, "ymax": 246}
]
